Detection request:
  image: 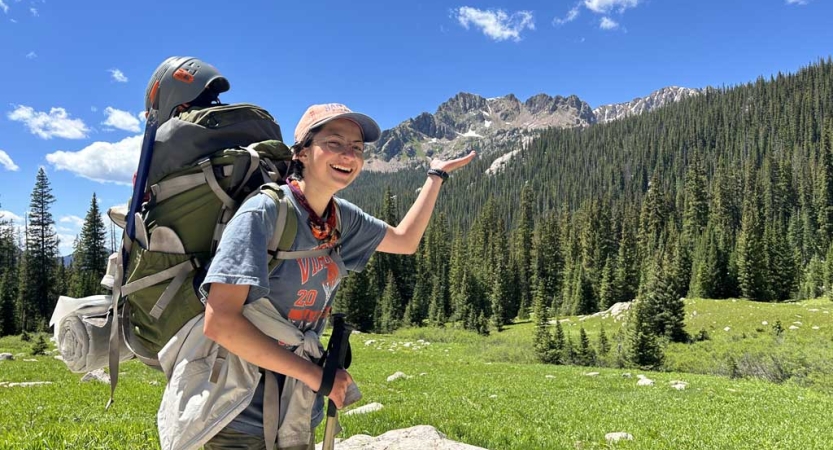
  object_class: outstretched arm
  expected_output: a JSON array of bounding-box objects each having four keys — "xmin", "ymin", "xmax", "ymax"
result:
[{"xmin": 376, "ymin": 150, "xmax": 477, "ymax": 254}]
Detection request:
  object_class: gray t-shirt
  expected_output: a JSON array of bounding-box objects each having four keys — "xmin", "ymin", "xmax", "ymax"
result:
[{"xmin": 200, "ymin": 184, "xmax": 387, "ymax": 437}]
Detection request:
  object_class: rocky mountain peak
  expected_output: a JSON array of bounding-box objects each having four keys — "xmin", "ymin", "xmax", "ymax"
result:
[{"xmin": 363, "ymin": 86, "xmax": 699, "ymax": 173}]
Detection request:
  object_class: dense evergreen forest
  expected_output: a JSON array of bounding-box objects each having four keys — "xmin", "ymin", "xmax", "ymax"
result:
[
  {"xmin": 1, "ymin": 59, "xmax": 832, "ymax": 359},
  {"xmin": 337, "ymin": 58, "xmax": 833, "ymax": 340}
]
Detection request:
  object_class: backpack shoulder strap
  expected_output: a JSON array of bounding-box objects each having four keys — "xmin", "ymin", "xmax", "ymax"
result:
[{"xmin": 260, "ymin": 184, "xmax": 333, "ymax": 270}]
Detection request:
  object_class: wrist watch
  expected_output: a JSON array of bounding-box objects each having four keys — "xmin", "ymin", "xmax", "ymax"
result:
[{"xmin": 427, "ymin": 168, "xmax": 449, "ymax": 182}]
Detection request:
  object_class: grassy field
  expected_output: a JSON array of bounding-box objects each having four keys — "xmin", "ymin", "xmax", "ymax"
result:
[{"xmin": 2, "ymin": 297, "xmax": 833, "ymax": 449}]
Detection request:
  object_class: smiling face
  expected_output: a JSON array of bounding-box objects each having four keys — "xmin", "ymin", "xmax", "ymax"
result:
[{"xmin": 295, "ymin": 118, "xmax": 365, "ymax": 198}]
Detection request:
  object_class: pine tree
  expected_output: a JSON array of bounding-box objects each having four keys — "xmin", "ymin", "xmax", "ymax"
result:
[
  {"xmin": 377, "ymin": 270, "xmax": 401, "ymax": 333},
  {"xmin": 19, "ymin": 168, "xmax": 59, "ymax": 330},
  {"xmin": 814, "ymin": 122, "xmax": 833, "ymax": 252},
  {"xmin": 627, "ymin": 299, "xmax": 664, "ymax": 369},
  {"xmin": 736, "ymin": 166, "xmax": 770, "ymax": 301},
  {"xmin": 513, "ymin": 184, "xmax": 535, "ymax": 321},
  {"xmin": 532, "ymin": 278, "xmax": 556, "ymax": 363},
  {"xmin": 551, "ymin": 318, "xmax": 565, "ymax": 365},
  {"xmin": 427, "ymin": 274, "xmax": 448, "ymax": 326},
  {"xmin": 640, "ymin": 249, "xmax": 688, "ymax": 342},
  {"xmin": 576, "ymin": 327, "xmax": 596, "ymax": 366},
  {"xmin": 334, "ymin": 260, "xmax": 378, "ymax": 332},
  {"xmin": 597, "ymin": 323, "xmax": 610, "ymax": 355},
  {"xmin": 614, "ymin": 210, "xmax": 640, "ymax": 304},
  {"xmin": 69, "ymin": 193, "xmax": 108, "ymax": 297},
  {"xmin": 0, "ymin": 269, "xmax": 19, "ymax": 336}
]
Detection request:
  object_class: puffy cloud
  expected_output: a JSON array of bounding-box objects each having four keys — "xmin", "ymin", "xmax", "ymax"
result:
[
  {"xmin": 0, "ymin": 0, "xmax": 8, "ymax": 13},
  {"xmin": 786, "ymin": 0, "xmax": 809, "ymax": 4},
  {"xmin": 102, "ymin": 107, "xmax": 141, "ymax": 132},
  {"xmin": 0, "ymin": 149, "xmax": 19, "ymax": 171},
  {"xmin": 60, "ymin": 215, "xmax": 84, "ymax": 228},
  {"xmin": 26, "ymin": 51, "xmax": 36, "ymax": 59},
  {"xmin": 30, "ymin": 7, "xmax": 37, "ymax": 16},
  {"xmin": 8, "ymin": 105, "xmax": 89, "ymax": 139},
  {"xmin": 109, "ymin": 69, "xmax": 128, "ymax": 83},
  {"xmin": 600, "ymin": 16, "xmax": 619, "ymax": 29},
  {"xmin": 583, "ymin": 0, "xmax": 640, "ymax": 14},
  {"xmin": 454, "ymin": 6, "xmax": 535, "ymax": 42},
  {"xmin": 46, "ymin": 134, "xmax": 142, "ymax": 185}
]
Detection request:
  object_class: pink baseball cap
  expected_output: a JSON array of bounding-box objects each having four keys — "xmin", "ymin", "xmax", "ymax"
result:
[{"xmin": 293, "ymin": 103, "xmax": 381, "ymax": 146}]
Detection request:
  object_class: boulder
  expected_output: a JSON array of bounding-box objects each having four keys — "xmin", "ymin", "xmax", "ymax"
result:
[
  {"xmin": 315, "ymin": 425, "xmax": 486, "ymax": 450},
  {"xmin": 605, "ymin": 432, "xmax": 634, "ymax": 443}
]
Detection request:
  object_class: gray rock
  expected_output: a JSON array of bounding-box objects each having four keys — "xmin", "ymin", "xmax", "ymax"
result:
[
  {"xmin": 315, "ymin": 425, "xmax": 486, "ymax": 450},
  {"xmin": 605, "ymin": 432, "xmax": 634, "ymax": 442},
  {"xmin": 0, "ymin": 353, "xmax": 14, "ymax": 361},
  {"xmin": 81, "ymin": 368, "xmax": 110, "ymax": 384}
]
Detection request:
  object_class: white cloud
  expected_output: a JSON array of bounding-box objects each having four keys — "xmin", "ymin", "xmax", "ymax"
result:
[
  {"xmin": 583, "ymin": 0, "xmax": 640, "ymax": 14},
  {"xmin": 786, "ymin": 0, "xmax": 809, "ymax": 4},
  {"xmin": 25, "ymin": 51, "xmax": 36, "ymax": 59},
  {"xmin": 0, "ymin": 0, "xmax": 8, "ymax": 13},
  {"xmin": 0, "ymin": 150, "xmax": 19, "ymax": 171},
  {"xmin": 91, "ymin": 106, "xmax": 98, "ymax": 112},
  {"xmin": 29, "ymin": 7, "xmax": 36, "ymax": 16},
  {"xmin": 0, "ymin": 210, "xmax": 23, "ymax": 223},
  {"xmin": 102, "ymin": 107, "xmax": 141, "ymax": 132},
  {"xmin": 454, "ymin": 6, "xmax": 535, "ymax": 42},
  {"xmin": 46, "ymin": 134, "xmax": 142, "ymax": 185},
  {"xmin": 109, "ymin": 68, "xmax": 128, "ymax": 83},
  {"xmin": 137, "ymin": 111, "xmax": 147, "ymax": 123},
  {"xmin": 60, "ymin": 215, "xmax": 84, "ymax": 228},
  {"xmin": 554, "ymin": 4, "xmax": 581, "ymax": 25},
  {"xmin": 600, "ymin": 16, "xmax": 619, "ymax": 29},
  {"xmin": 8, "ymin": 105, "xmax": 89, "ymax": 139}
]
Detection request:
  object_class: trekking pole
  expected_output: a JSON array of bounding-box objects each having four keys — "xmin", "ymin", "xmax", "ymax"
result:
[{"xmin": 322, "ymin": 313, "xmax": 353, "ymax": 450}]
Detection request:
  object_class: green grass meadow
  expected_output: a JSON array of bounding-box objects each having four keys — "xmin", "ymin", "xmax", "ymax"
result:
[{"xmin": 2, "ymin": 298, "xmax": 833, "ymax": 449}]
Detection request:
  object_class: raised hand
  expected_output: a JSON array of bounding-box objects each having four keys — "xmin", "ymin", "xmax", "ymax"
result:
[{"xmin": 430, "ymin": 150, "xmax": 477, "ymax": 173}]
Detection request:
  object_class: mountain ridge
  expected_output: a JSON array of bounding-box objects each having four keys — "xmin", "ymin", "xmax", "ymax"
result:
[{"xmin": 363, "ymin": 86, "xmax": 703, "ymax": 172}]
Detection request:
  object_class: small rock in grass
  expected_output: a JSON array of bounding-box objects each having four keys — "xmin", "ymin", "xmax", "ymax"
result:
[
  {"xmin": 636, "ymin": 376, "xmax": 654, "ymax": 386},
  {"xmin": 605, "ymin": 432, "xmax": 633, "ymax": 443},
  {"xmin": 387, "ymin": 371, "xmax": 410, "ymax": 382},
  {"xmin": 364, "ymin": 339, "xmax": 376, "ymax": 346},
  {"xmin": 809, "ymin": 309, "xmax": 820, "ymax": 312},
  {"xmin": 813, "ymin": 326, "xmax": 820, "ymax": 330},
  {"xmin": 545, "ymin": 375, "xmax": 556, "ymax": 379},
  {"xmin": 489, "ymin": 395, "xmax": 498, "ymax": 399},
  {"xmin": 81, "ymin": 368, "xmax": 110, "ymax": 384},
  {"xmin": 670, "ymin": 381, "xmax": 688, "ymax": 390},
  {"xmin": 789, "ymin": 326, "xmax": 799, "ymax": 330},
  {"xmin": 403, "ymin": 342, "xmax": 412, "ymax": 348},
  {"xmin": 762, "ymin": 321, "xmax": 768, "ymax": 325},
  {"xmin": 419, "ymin": 373, "xmax": 427, "ymax": 376},
  {"xmin": 343, "ymin": 402, "xmax": 384, "ymax": 416},
  {"xmin": 149, "ymin": 380, "xmax": 160, "ymax": 386},
  {"xmin": 724, "ymin": 327, "xmax": 731, "ymax": 332},
  {"xmin": 584, "ymin": 372, "xmax": 600, "ymax": 377},
  {"xmin": 23, "ymin": 359, "xmax": 37, "ymax": 362},
  {"xmin": 3, "ymin": 381, "xmax": 53, "ymax": 388},
  {"xmin": 0, "ymin": 353, "xmax": 13, "ymax": 361},
  {"xmin": 622, "ymin": 373, "xmax": 632, "ymax": 378},
  {"xmin": 794, "ymin": 321, "xmax": 803, "ymax": 326}
]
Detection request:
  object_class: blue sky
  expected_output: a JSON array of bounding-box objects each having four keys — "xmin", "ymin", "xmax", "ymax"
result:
[{"xmin": 0, "ymin": 0, "xmax": 830, "ymax": 255}]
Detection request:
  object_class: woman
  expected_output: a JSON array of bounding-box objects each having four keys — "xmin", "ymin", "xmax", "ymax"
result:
[{"xmin": 200, "ymin": 103, "xmax": 476, "ymax": 449}]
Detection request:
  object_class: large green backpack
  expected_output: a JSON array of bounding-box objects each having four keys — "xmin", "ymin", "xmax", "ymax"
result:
[{"xmin": 109, "ymin": 104, "xmax": 337, "ymax": 370}]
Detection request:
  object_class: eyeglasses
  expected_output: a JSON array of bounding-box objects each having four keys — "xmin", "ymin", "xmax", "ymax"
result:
[{"xmin": 312, "ymin": 136, "xmax": 365, "ymax": 158}]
